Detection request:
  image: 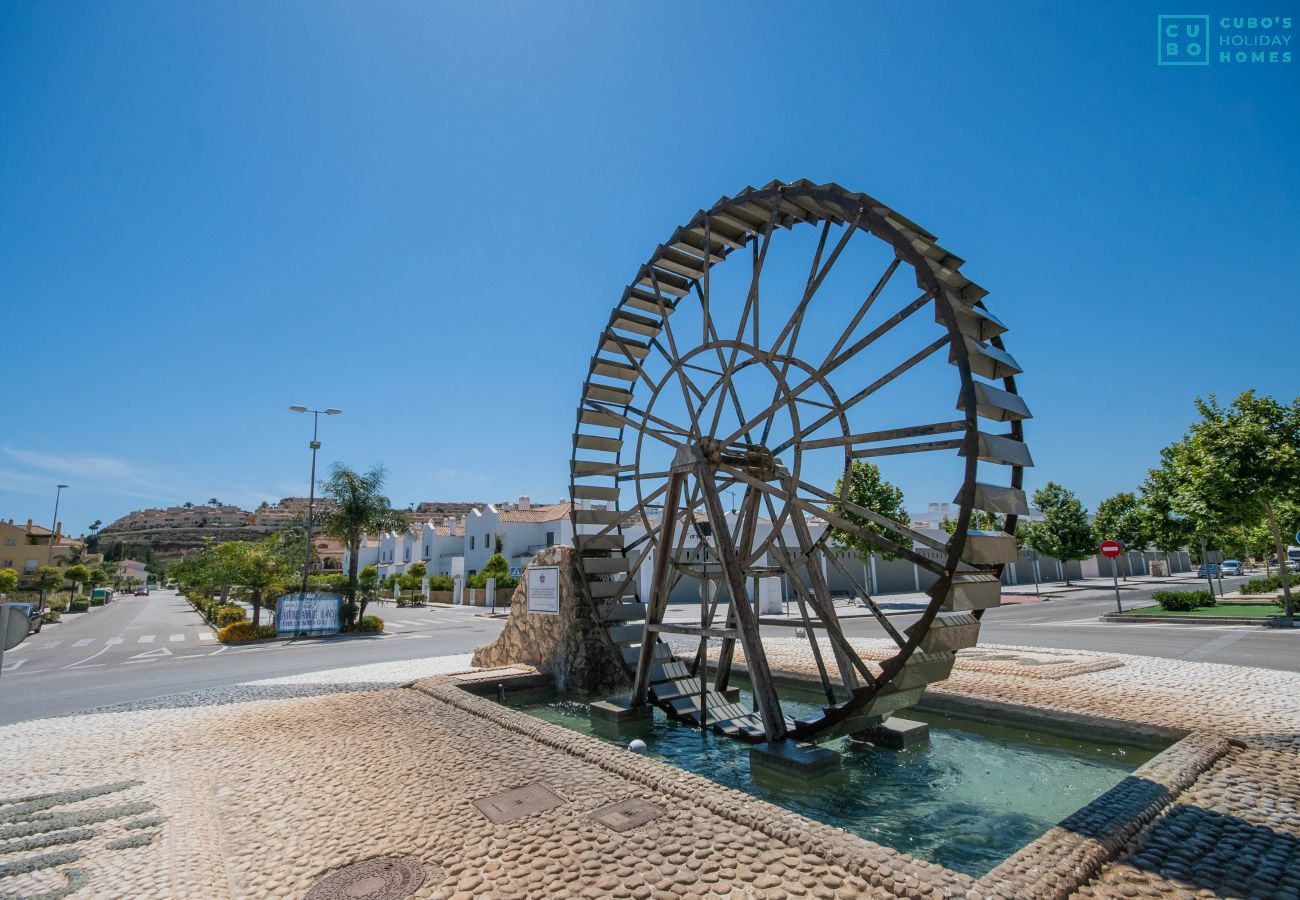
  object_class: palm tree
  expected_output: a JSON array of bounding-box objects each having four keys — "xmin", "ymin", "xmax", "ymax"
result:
[
  {"xmin": 208, "ymin": 497, "xmax": 220, "ymax": 507},
  {"xmin": 321, "ymin": 464, "xmax": 408, "ymax": 620}
]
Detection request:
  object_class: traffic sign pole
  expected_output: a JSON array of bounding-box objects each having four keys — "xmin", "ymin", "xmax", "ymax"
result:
[
  {"xmin": 1100, "ymin": 540, "xmax": 1123, "ymax": 614},
  {"xmin": 1111, "ymin": 557, "xmax": 1122, "ymax": 614}
]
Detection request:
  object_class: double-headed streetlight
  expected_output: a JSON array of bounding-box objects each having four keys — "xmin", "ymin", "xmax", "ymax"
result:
[{"xmin": 289, "ymin": 406, "xmax": 341, "ymax": 594}]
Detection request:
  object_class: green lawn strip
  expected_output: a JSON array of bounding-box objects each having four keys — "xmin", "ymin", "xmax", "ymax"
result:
[{"xmin": 1122, "ymin": 604, "xmax": 1281, "ymax": 618}]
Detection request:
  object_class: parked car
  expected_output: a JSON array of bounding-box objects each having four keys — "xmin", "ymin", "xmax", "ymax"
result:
[
  {"xmin": 0, "ymin": 601, "xmax": 43, "ymax": 634},
  {"xmin": 133, "ymin": 587, "xmax": 149, "ymax": 596},
  {"xmin": 1197, "ymin": 563, "xmax": 1220, "ymax": 577},
  {"xmin": 1221, "ymin": 560, "xmax": 1243, "ymax": 576}
]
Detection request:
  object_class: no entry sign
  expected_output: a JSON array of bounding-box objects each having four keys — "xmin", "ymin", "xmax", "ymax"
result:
[{"xmin": 1100, "ymin": 540, "xmax": 1122, "ymax": 559}]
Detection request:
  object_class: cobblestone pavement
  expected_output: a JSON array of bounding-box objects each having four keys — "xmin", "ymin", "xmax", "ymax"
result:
[{"xmin": 0, "ymin": 642, "xmax": 1296, "ymax": 898}]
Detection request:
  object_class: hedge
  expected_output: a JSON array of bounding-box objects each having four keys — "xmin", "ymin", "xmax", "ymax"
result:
[
  {"xmin": 352, "ymin": 615, "xmax": 384, "ymax": 634},
  {"xmin": 217, "ymin": 622, "xmax": 276, "ymax": 643},
  {"xmin": 69, "ymin": 598, "xmax": 90, "ymax": 613},
  {"xmin": 1152, "ymin": 589, "xmax": 1215, "ymax": 612},
  {"xmin": 1241, "ymin": 574, "xmax": 1293, "ymax": 595},
  {"xmin": 214, "ymin": 605, "xmax": 247, "ymax": 628}
]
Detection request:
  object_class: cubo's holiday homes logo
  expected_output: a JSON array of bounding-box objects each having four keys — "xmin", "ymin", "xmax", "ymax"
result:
[{"xmin": 1158, "ymin": 14, "xmax": 1293, "ymax": 65}]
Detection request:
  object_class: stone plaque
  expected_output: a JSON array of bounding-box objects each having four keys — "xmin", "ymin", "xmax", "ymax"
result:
[
  {"xmin": 527, "ymin": 566, "xmax": 560, "ymax": 615},
  {"xmin": 589, "ymin": 798, "xmax": 666, "ymax": 833},
  {"xmin": 472, "ymin": 782, "xmax": 566, "ymax": 824}
]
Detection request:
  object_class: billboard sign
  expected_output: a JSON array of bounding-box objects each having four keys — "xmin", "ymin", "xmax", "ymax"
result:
[{"xmin": 276, "ymin": 592, "xmax": 343, "ymax": 636}]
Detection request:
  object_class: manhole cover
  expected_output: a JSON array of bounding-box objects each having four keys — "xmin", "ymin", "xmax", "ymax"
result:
[
  {"xmin": 472, "ymin": 782, "xmax": 566, "ymax": 824},
  {"xmin": 305, "ymin": 856, "xmax": 429, "ymax": 900},
  {"xmin": 589, "ymin": 798, "xmax": 666, "ymax": 833}
]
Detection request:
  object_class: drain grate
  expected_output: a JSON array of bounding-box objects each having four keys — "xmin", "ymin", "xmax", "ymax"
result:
[{"xmin": 305, "ymin": 855, "xmax": 430, "ymax": 900}]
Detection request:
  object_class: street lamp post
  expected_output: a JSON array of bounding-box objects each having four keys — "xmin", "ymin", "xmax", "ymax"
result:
[
  {"xmin": 41, "ymin": 484, "xmax": 69, "ymax": 610},
  {"xmin": 290, "ymin": 406, "xmax": 342, "ymax": 595}
]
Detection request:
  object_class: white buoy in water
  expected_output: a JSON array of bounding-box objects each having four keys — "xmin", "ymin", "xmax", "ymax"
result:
[{"xmin": 628, "ymin": 739, "xmax": 648, "ymax": 753}]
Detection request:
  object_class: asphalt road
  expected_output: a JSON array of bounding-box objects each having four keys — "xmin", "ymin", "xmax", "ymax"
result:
[
  {"xmin": 0, "ymin": 589, "xmax": 505, "ymax": 725},
  {"xmin": 834, "ymin": 572, "xmax": 1300, "ymax": 673},
  {"xmin": 5, "ymin": 575, "xmax": 1295, "ymax": 726}
]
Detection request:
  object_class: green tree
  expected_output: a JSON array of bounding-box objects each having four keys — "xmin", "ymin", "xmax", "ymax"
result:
[
  {"xmin": 86, "ymin": 565, "xmax": 109, "ymax": 595},
  {"xmin": 234, "ymin": 539, "xmax": 286, "ymax": 627},
  {"xmin": 0, "ymin": 568, "xmax": 18, "ymax": 595},
  {"xmin": 826, "ymin": 461, "xmax": 908, "ymax": 557},
  {"xmin": 62, "ymin": 563, "xmax": 91, "ymax": 600},
  {"xmin": 1092, "ymin": 491, "xmax": 1149, "ymax": 579},
  {"xmin": 33, "ymin": 565, "xmax": 63, "ymax": 608},
  {"xmin": 825, "ymin": 461, "xmax": 908, "ymax": 595},
  {"xmin": 939, "ymin": 511, "xmax": 1005, "ymax": 534},
  {"xmin": 406, "ymin": 562, "xmax": 427, "ymax": 579},
  {"xmin": 1019, "ymin": 482, "xmax": 1094, "ymax": 586},
  {"xmin": 1153, "ymin": 391, "xmax": 1300, "ymax": 616},
  {"xmin": 469, "ymin": 552, "xmax": 514, "ymax": 589},
  {"xmin": 357, "ymin": 565, "xmax": 379, "ymax": 614},
  {"xmin": 321, "ymin": 464, "xmax": 408, "ymax": 620}
]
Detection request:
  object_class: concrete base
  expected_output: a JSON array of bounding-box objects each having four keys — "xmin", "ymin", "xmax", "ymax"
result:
[
  {"xmin": 749, "ymin": 740, "xmax": 841, "ymax": 780},
  {"xmin": 848, "ymin": 716, "xmax": 930, "ymax": 750},
  {"xmin": 589, "ymin": 698, "xmax": 653, "ymax": 724}
]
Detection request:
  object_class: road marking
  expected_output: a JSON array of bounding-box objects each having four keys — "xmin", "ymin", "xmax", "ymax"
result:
[
  {"xmin": 72, "ymin": 638, "xmax": 94, "ymax": 648},
  {"xmin": 128, "ymin": 647, "xmax": 172, "ymax": 661},
  {"xmin": 137, "ymin": 635, "xmax": 156, "ymax": 644},
  {"xmin": 33, "ymin": 640, "xmax": 62, "ymax": 650},
  {"xmin": 1, "ymin": 659, "xmax": 27, "ymax": 672},
  {"xmin": 198, "ymin": 633, "xmax": 214, "ymax": 641},
  {"xmin": 170, "ymin": 634, "xmax": 186, "ymax": 642},
  {"xmin": 62, "ymin": 642, "xmax": 120, "ymax": 669},
  {"xmin": 107, "ymin": 636, "xmax": 124, "ymax": 644}
]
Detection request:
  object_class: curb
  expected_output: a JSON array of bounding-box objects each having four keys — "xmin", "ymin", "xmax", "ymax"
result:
[{"xmin": 1100, "ymin": 614, "xmax": 1288, "ymax": 626}]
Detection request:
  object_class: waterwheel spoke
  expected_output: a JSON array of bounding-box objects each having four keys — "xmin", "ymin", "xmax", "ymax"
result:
[
  {"xmin": 719, "ymin": 291, "xmax": 938, "ymax": 450},
  {"xmin": 645, "ymin": 270, "xmax": 705, "ymax": 441},
  {"xmin": 768, "ymin": 334, "xmax": 951, "ymax": 456},
  {"xmin": 817, "ymin": 543, "xmax": 909, "ymax": 650},
  {"xmin": 716, "ymin": 464, "xmax": 947, "ymax": 575}
]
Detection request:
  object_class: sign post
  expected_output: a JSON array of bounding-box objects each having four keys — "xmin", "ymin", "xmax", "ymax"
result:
[
  {"xmin": 1100, "ymin": 540, "xmax": 1123, "ymax": 614},
  {"xmin": 486, "ymin": 577, "xmax": 496, "ymax": 615}
]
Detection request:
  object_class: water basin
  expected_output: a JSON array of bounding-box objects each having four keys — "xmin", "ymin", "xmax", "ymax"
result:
[{"xmin": 499, "ymin": 686, "xmax": 1159, "ymax": 877}]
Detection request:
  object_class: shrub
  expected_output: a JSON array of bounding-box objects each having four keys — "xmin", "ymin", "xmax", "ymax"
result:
[
  {"xmin": 217, "ymin": 621, "xmax": 276, "ymax": 643},
  {"xmin": 42, "ymin": 609, "xmax": 61, "ymax": 624},
  {"xmin": 1241, "ymin": 574, "xmax": 1290, "ymax": 595},
  {"xmin": 352, "ymin": 615, "xmax": 384, "ymax": 634},
  {"xmin": 214, "ymin": 605, "xmax": 247, "ymax": 628},
  {"xmin": 428, "ymin": 575, "xmax": 454, "ymax": 591},
  {"xmin": 1153, "ymin": 590, "xmax": 1214, "ymax": 612},
  {"xmin": 395, "ymin": 597, "xmax": 407, "ymax": 608},
  {"xmin": 46, "ymin": 596, "xmax": 69, "ymax": 613},
  {"xmin": 69, "ymin": 597, "xmax": 90, "ymax": 613},
  {"xmin": 340, "ymin": 600, "xmax": 358, "ymax": 628}
]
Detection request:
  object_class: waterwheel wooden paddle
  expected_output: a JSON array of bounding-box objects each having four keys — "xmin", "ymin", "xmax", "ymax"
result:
[{"xmin": 569, "ymin": 179, "xmax": 1030, "ymax": 744}]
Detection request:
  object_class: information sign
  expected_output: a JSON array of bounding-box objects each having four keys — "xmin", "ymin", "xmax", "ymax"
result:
[
  {"xmin": 527, "ymin": 566, "xmax": 560, "ymax": 615},
  {"xmin": 276, "ymin": 592, "xmax": 343, "ymax": 636}
]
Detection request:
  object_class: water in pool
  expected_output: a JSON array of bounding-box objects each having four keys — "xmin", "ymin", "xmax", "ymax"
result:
[{"xmin": 500, "ymin": 687, "xmax": 1156, "ymax": 877}]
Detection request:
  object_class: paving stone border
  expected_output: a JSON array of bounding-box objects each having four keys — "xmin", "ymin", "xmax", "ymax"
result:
[{"xmin": 970, "ymin": 732, "xmax": 1231, "ymax": 899}]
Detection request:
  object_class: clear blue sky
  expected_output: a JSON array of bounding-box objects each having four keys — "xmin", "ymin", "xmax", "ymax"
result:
[{"xmin": 2, "ymin": 2, "xmax": 1295, "ymax": 534}]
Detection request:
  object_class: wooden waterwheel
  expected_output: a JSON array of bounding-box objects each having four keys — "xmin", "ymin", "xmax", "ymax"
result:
[{"xmin": 569, "ymin": 179, "xmax": 1030, "ymax": 743}]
